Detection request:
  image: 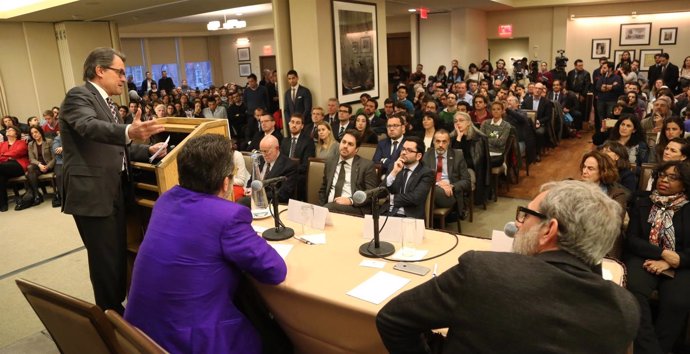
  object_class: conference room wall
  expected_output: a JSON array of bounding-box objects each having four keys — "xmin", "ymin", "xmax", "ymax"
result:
[
  {"xmin": 0, "ymin": 22, "xmax": 65, "ymax": 120},
  {"xmin": 218, "ymin": 29, "xmax": 276, "ymax": 86},
  {"xmin": 419, "ymin": 13, "xmax": 452, "ymax": 78}
]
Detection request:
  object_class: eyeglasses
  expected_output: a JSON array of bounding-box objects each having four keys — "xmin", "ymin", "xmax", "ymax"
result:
[
  {"xmin": 657, "ymin": 171, "xmax": 681, "ymax": 182},
  {"xmin": 339, "ymin": 110, "xmax": 350, "ymax": 113},
  {"xmin": 515, "ymin": 206, "xmax": 548, "ymax": 223},
  {"xmin": 401, "ymin": 148, "xmax": 418, "ymax": 154},
  {"xmin": 387, "ymin": 124, "xmax": 402, "ymax": 128},
  {"xmin": 103, "ymin": 66, "xmax": 126, "ymax": 77}
]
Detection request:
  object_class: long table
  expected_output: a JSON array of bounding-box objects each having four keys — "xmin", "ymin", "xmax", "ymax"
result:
[{"xmin": 252, "ymin": 209, "xmax": 625, "ymax": 354}]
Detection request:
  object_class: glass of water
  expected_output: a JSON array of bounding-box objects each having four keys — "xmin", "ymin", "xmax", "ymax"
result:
[{"xmin": 300, "ymin": 204, "xmax": 314, "ymax": 236}]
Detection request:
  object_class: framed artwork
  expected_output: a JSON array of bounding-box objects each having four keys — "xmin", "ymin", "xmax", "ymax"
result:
[
  {"xmin": 239, "ymin": 63, "xmax": 252, "ymax": 77},
  {"xmin": 613, "ymin": 50, "xmax": 635, "ymax": 67},
  {"xmin": 237, "ymin": 47, "xmax": 251, "ymax": 62},
  {"xmin": 659, "ymin": 27, "xmax": 677, "ymax": 45},
  {"xmin": 639, "ymin": 49, "xmax": 663, "ymax": 71},
  {"xmin": 333, "ymin": 0, "xmax": 379, "ymax": 103},
  {"xmin": 591, "ymin": 38, "xmax": 611, "ymax": 59},
  {"xmin": 619, "ymin": 23, "xmax": 651, "ymax": 46}
]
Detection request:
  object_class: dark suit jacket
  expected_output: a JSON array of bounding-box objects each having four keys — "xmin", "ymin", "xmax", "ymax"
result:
[
  {"xmin": 59, "ymin": 82, "xmax": 149, "ymax": 217},
  {"xmin": 280, "ymin": 131, "xmax": 315, "ymax": 173},
  {"xmin": 284, "ymin": 85, "xmax": 313, "ymax": 123},
  {"xmin": 331, "ymin": 121, "xmax": 355, "ymax": 141},
  {"xmin": 318, "ymin": 155, "xmax": 378, "ymax": 205},
  {"xmin": 373, "ymin": 137, "xmax": 406, "ymax": 174},
  {"xmin": 259, "ymin": 153, "xmax": 298, "ymax": 203},
  {"xmin": 422, "ymin": 148, "xmax": 471, "ymax": 195},
  {"xmin": 247, "ymin": 129, "xmax": 284, "ymax": 152},
  {"xmin": 385, "ymin": 163, "xmax": 434, "ymax": 219},
  {"xmin": 521, "ymin": 96, "xmax": 553, "ymax": 125},
  {"xmin": 376, "ymin": 250, "xmax": 640, "ymax": 354},
  {"xmin": 660, "ymin": 63, "xmax": 680, "ymax": 93},
  {"xmin": 139, "ymin": 79, "xmax": 155, "ymax": 95},
  {"xmin": 157, "ymin": 77, "xmax": 175, "ymax": 95}
]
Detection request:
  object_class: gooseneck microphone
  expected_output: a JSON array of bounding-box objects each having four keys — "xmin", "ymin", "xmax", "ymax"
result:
[
  {"xmin": 352, "ymin": 186, "xmax": 389, "ymax": 205},
  {"xmin": 504, "ymin": 221, "xmax": 518, "ymax": 238},
  {"xmin": 251, "ymin": 176, "xmax": 287, "ymax": 191}
]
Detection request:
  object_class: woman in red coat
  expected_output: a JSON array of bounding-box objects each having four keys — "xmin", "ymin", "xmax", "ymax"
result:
[{"xmin": 0, "ymin": 126, "xmax": 29, "ymax": 211}]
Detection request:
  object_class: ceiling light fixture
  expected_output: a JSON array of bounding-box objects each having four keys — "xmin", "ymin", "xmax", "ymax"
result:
[
  {"xmin": 408, "ymin": 8, "xmax": 416, "ymax": 13},
  {"xmin": 207, "ymin": 14, "xmax": 246, "ymax": 31}
]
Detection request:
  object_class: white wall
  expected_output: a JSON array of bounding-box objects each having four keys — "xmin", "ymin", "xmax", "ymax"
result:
[
  {"xmin": 420, "ymin": 13, "xmax": 451, "ymax": 77},
  {"xmin": 387, "ymin": 15, "xmax": 411, "ymax": 33},
  {"xmin": 488, "ymin": 38, "xmax": 529, "ymax": 65},
  {"xmin": 219, "ymin": 29, "xmax": 276, "ymax": 86}
]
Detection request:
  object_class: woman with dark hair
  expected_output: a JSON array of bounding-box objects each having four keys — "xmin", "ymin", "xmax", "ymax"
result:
[
  {"xmin": 447, "ymin": 66, "xmax": 464, "ymax": 87},
  {"xmin": 662, "ymin": 137, "xmax": 690, "ymax": 162},
  {"xmin": 625, "ymin": 160, "xmax": 690, "ymax": 354},
  {"xmin": 466, "ymin": 63, "xmax": 484, "ymax": 82},
  {"xmin": 354, "ymin": 114, "xmax": 378, "ymax": 145},
  {"xmin": 416, "ymin": 111, "xmax": 438, "ymax": 149},
  {"xmin": 452, "ymin": 111, "xmax": 490, "ymax": 206},
  {"xmin": 0, "ymin": 126, "xmax": 29, "ymax": 212},
  {"xmin": 435, "ymin": 65, "xmax": 447, "ymax": 87},
  {"xmin": 625, "ymin": 91, "xmax": 645, "ymax": 120},
  {"xmin": 580, "ymin": 150, "xmax": 629, "ymax": 258},
  {"xmin": 606, "ymin": 114, "xmax": 648, "ymax": 167},
  {"xmin": 17, "ymin": 126, "xmax": 55, "ymax": 210},
  {"xmin": 600, "ymin": 140, "xmax": 636, "ymax": 193},
  {"xmin": 615, "ymin": 51, "xmax": 633, "ymax": 70},
  {"xmin": 652, "ymin": 116, "xmax": 685, "ymax": 162}
]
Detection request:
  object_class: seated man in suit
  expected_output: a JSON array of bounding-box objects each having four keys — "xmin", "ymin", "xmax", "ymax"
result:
[
  {"xmin": 422, "ymin": 129, "xmax": 471, "ymax": 217},
  {"xmin": 247, "ymin": 113, "xmax": 284, "ymax": 152},
  {"xmin": 521, "ymin": 82, "xmax": 553, "ymax": 160},
  {"xmin": 318, "ymin": 130, "xmax": 379, "ymax": 215},
  {"xmin": 238, "ymin": 135, "xmax": 297, "ymax": 207},
  {"xmin": 373, "ymin": 114, "xmax": 406, "ymax": 175},
  {"xmin": 280, "ymin": 113, "xmax": 315, "ymax": 201},
  {"xmin": 384, "ymin": 135, "xmax": 434, "ymax": 219},
  {"xmin": 332, "ymin": 103, "xmax": 355, "ymax": 142},
  {"xmin": 376, "ymin": 180, "xmax": 639, "ymax": 353}
]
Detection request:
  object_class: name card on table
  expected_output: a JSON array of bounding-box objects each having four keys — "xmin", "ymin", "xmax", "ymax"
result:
[
  {"xmin": 286, "ymin": 199, "xmax": 333, "ymax": 230},
  {"xmin": 362, "ymin": 215, "xmax": 424, "ymax": 244}
]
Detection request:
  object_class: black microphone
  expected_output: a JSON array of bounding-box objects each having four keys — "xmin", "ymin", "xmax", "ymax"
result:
[
  {"xmin": 251, "ymin": 176, "xmax": 287, "ymax": 191},
  {"xmin": 129, "ymin": 90, "xmax": 142, "ymax": 104},
  {"xmin": 352, "ymin": 186, "xmax": 389, "ymax": 205},
  {"xmin": 504, "ymin": 222, "xmax": 518, "ymax": 238}
]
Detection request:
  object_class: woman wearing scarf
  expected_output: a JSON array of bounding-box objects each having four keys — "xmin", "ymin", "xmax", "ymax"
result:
[{"xmin": 625, "ymin": 160, "xmax": 690, "ymax": 354}]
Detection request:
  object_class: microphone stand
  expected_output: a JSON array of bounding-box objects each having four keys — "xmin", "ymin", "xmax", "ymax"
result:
[
  {"xmin": 359, "ymin": 190, "xmax": 395, "ymax": 257},
  {"xmin": 262, "ymin": 184, "xmax": 294, "ymax": 241}
]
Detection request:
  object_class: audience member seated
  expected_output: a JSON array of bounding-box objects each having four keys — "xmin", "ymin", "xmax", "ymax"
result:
[
  {"xmin": 480, "ymin": 101, "xmax": 512, "ymax": 168},
  {"xmin": 51, "ymin": 132, "xmax": 63, "ymax": 207},
  {"xmin": 603, "ymin": 115, "xmax": 649, "ymax": 168},
  {"xmin": 231, "ymin": 148, "xmax": 251, "ymax": 199},
  {"xmin": 505, "ymin": 96, "xmax": 537, "ymax": 165},
  {"xmin": 40, "ymin": 110, "xmax": 60, "ymax": 139},
  {"xmin": 592, "ymin": 102, "xmax": 626, "ymax": 146},
  {"xmin": 383, "ymin": 136, "xmax": 434, "ymax": 219},
  {"xmin": 469, "ymin": 95, "xmax": 489, "ymax": 126},
  {"xmin": 520, "ymin": 83, "xmax": 553, "ymax": 159},
  {"xmin": 422, "ymin": 129, "xmax": 471, "ymax": 217},
  {"xmin": 332, "ymin": 104, "xmax": 355, "ymax": 142},
  {"xmin": 376, "ymin": 180, "xmax": 638, "ymax": 354},
  {"xmin": 353, "ymin": 113, "xmax": 379, "ymax": 145},
  {"xmin": 16, "ymin": 126, "xmax": 54, "ymax": 210},
  {"xmin": 438, "ymin": 93, "xmax": 459, "ymax": 131},
  {"xmin": 452, "ymin": 111, "xmax": 490, "ymax": 206},
  {"xmin": 641, "ymin": 96, "xmax": 673, "ymax": 133},
  {"xmin": 238, "ymin": 135, "xmax": 297, "ymax": 208},
  {"xmin": 124, "ymin": 134, "xmax": 287, "ymax": 354},
  {"xmin": 202, "ymin": 99, "xmax": 228, "ymax": 119},
  {"xmin": 314, "ymin": 121, "xmax": 338, "ymax": 159},
  {"xmin": 600, "ymin": 141, "xmax": 637, "ymax": 193},
  {"xmin": 625, "ymin": 160, "xmax": 690, "ymax": 354},
  {"xmin": 319, "ymin": 130, "xmax": 378, "ymax": 215},
  {"xmin": 247, "ymin": 114, "xmax": 283, "ymax": 152},
  {"xmin": 415, "ymin": 111, "xmax": 438, "ymax": 149},
  {"xmin": 650, "ymin": 116, "xmax": 685, "ymax": 163},
  {"xmin": 579, "ymin": 150, "xmax": 629, "ymax": 258},
  {"xmin": 0, "ymin": 126, "xmax": 29, "ymax": 212},
  {"xmin": 362, "ymin": 98, "xmax": 386, "ymax": 135},
  {"xmin": 373, "ymin": 114, "xmax": 407, "ymax": 175}
]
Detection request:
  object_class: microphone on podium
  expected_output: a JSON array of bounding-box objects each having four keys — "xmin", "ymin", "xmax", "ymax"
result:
[{"xmin": 503, "ymin": 222, "xmax": 518, "ymax": 238}]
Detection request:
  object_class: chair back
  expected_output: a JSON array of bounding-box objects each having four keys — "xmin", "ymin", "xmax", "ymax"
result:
[
  {"xmin": 307, "ymin": 157, "xmax": 326, "ymax": 205},
  {"xmin": 522, "ymin": 110, "xmax": 537, "ymax": 125},
  {"xmin": 637, "ymin": 163, "xmax": 656, "ymax": 191},
  {"xmin": 358, "ymin": 144, "xmax": 377, "ymax": 161},
  {"xmin": 424, "ymin": 186, "xmax": 434, "ymax": 229},
  {"xmin": 104, "ymin": 310, "xmax": 168, "ymax": 354},
  {"xmin": 15, "ymin": 278, "xmax": 121, "ymax": 354},
  {"xmin": 241, "ymin": 152, "xmax": 253, "ymax": 175}
]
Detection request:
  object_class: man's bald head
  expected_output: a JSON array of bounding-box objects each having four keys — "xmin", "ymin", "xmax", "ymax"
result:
[{"xmin": 259, "ymin": 134, "xmax": 280, "ymax": 163}]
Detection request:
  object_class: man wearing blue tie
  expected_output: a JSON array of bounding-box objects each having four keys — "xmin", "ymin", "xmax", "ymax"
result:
[{"xmin": 373, "ymin": 114, "xmax": 407, "ymax": 175}]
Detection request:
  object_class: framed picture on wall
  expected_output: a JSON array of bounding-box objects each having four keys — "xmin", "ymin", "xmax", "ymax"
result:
[
  {"xmin": 659, "ymin": 27, "xmax": 677, "ymax": 45},
  {"xmin": 333, "ymin": 0, "xmax": 379, "ymax": 103},
  {"xmin": 239, "ymin": 63, "xmax": 252, "ymax": 77},
  {"xmin": 613, "ymin": 50, "xmax": 635, "ymax": 67},
  {"xmin": 619, "ymin": 23, "xmax": 651, "ymax": 46},
  {"xmin": 591, "ymin": 38, "xmax": 611, "ymax": 59},
  {"xmin": 639, "ymin": 49, "xmax": 663, "ymax": 71},
  {"xmin": 237, "ymin": 47, "xmax": 251, "ymax": 62}
]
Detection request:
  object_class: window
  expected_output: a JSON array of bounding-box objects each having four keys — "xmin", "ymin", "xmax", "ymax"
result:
[
  {"xmin": 185, "ymin": 61, "xmax": 213, "ymax": 90},
  {"xmin": 125, "ymin": 66, "xmax": 145, "ymax": 89},
  {"xmin": 151, "ymin": 64, "xmax": 180, "ymax": 89}
]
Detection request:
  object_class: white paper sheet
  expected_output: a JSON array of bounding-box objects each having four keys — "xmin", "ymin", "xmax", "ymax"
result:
[
  {"xmin": 269, "ymin": 243, "xmax": 293, "ymax": 260},
  {"xmin": 346, "ymin": 271, "xmax": 410, "ymax": 305},
  {"xmin": 301, "ymin": 233, "xmax": 326, "ymax": 244},
  {"xmin": 491, "ymin": 229, "xmax": 514, "ymax": 253},
  {"xmin": 389, "ymin": 248, "xmax": 429, "ymax": 261},
  {"xmin": 359, "ymin": 260, "xmax": 386, "ymax": 269},
  {"xmin": 286, "ymin": 199, "xmax": 333, "ymax": 229}
]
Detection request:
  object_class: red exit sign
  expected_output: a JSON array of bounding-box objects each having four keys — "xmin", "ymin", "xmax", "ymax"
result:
[{"xmin": 498, "ymin": 24, "xmax": 512, "ymax": 38}]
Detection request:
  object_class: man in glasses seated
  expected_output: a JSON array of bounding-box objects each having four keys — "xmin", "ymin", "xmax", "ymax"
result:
[
  {"xmin": 383, "ymin": 135, "xmax": 434, "ymax": 219},
  {"xmin": 376, "ymin": 180, "xmax": 639, "ymax": 353}
]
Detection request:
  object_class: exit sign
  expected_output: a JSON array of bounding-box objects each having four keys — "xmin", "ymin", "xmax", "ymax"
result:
[{"xmin": 498, "ymin": 24, "xmax": 512, "ymax": 38}]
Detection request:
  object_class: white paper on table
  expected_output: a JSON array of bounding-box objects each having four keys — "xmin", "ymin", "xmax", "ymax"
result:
[
  {"xmin": 389, "ymin": 248, "xmax": 429, "ymax": 261},
  {"xmin": 253, "ymin": 225, "xmax": 269, "ymax": 234},
  {"xmin": 269, "ymin": 243, "xmax": 293, "ymax": 260},
  {"xmin": 301, "ymin": 233, "xmax": 326, "ymax": 245},
  {"xmin": 346, "ymin": 271, "xmax": 410, "ymax": 305},
  {"xmin": 602, "ymin": 268, "xmax": 613, "ymax": 281},
  {"xmin": 491, "ymin": 229, "xmax": 514, "ymax": 253},
  {"xmin": 359, "ymin": 259, "xmax": 386, "ymax": 269},
  {"xmin": 362, "ymin": 215, "xmax": 424, "ymax": 244},
  {"xmin": 286, "ymin": 199, "xmax": 333, "ymax": 230}
]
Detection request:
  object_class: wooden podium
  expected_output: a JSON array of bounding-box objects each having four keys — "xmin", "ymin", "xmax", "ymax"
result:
[{"xmin": 125, "ymin": 118, "xmax": 230, "ymax": 283}]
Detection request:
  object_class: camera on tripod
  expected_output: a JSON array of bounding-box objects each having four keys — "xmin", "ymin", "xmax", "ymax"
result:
[{"xmin": 555, "ymin": 49, "xmax": 568, "ymax": 69}]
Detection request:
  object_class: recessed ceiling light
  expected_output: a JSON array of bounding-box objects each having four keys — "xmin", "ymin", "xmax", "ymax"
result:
[{"xmin": 408, "ymin": 8, "xmax": 416, "ymax": 13}]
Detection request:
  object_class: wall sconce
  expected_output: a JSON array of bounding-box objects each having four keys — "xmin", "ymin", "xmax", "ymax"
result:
[
  {"xmin": 236, "ymin": 37, "xmax": 250, "ymax": 46},
  {"xmin": 631, "ymin": 11, "xmax": 637, "ymax": 19}
]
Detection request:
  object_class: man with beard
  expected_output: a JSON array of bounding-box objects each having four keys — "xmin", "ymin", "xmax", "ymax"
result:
[{"xmin": 376, "ymin": 180, "xmax": 639, "ymax": 354}]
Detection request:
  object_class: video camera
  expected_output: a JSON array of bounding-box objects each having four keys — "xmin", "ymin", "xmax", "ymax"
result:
[{"xmin": 555, "ymin": 49, "xmax": 568, "ymax": 69}]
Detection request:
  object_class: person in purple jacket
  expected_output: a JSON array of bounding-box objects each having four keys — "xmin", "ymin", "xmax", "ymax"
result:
[{"xmin": 125, "ymin": 134, "xmax": 287, "ymax": 354}]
